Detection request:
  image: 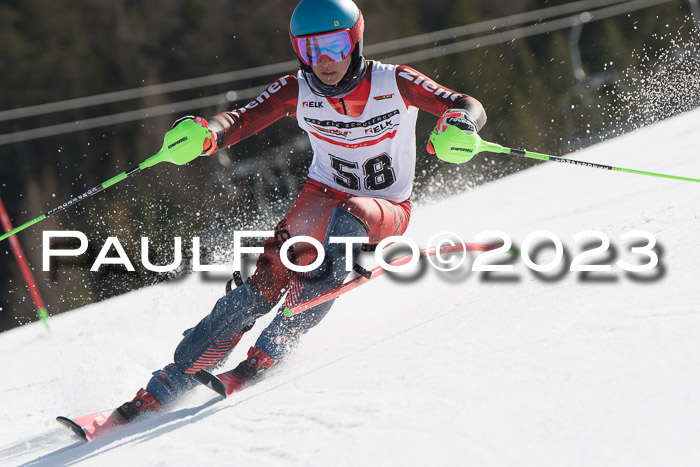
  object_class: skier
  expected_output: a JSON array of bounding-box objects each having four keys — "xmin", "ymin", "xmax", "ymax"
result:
[{"xmin": 119, "ymin": 0, "xmax": 487, "ymax": 419}]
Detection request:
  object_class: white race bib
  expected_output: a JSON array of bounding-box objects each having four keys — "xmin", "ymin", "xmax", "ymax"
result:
[{"xmin": 297, "ymin": 62, "xmax": 419, "ymax": 202}]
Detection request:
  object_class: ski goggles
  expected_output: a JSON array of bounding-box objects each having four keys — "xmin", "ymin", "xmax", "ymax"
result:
[{"xmin": 294, "ymin": 30, "xmax": 354, "ymax": 67}]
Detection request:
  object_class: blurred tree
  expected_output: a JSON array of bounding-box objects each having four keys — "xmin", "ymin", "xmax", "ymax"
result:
[{"xmin": 0, "ymin": 0, "xmax": 696, "ymax": 331}]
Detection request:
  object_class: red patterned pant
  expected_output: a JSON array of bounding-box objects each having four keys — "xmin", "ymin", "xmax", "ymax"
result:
[{"xmin": 251, "ymin": 178, "xmax": 412, "ymax": 304}]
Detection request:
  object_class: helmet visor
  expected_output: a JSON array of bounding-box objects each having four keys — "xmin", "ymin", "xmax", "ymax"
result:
[{"xmin": 295, "ymin": 30, "xmax": 353, "ymax": 67}]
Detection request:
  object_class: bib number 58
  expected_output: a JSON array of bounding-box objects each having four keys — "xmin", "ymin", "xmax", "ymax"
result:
[{"xmin": 330, "ymin": 153, "xmax": 396, "ymax": 191}]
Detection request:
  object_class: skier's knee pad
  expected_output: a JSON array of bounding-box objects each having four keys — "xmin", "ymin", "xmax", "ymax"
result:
[{"xmin": 174, "ymin": 279, "xmax": 271, "ymax": 374}]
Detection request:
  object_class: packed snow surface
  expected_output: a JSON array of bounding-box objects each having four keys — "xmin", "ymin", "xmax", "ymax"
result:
[{"xmin": 1, "ymin": 109, "xmax": 699, "ymax": 466}]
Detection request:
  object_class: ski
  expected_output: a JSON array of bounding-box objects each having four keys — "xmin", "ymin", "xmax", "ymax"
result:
[
  {"xmin": 56, "ymin": 374, "xmax": 228, "ymax": 442},
  {"xmin": 56, "ymin": 409, "xmax": 130, "ymax": 442}
]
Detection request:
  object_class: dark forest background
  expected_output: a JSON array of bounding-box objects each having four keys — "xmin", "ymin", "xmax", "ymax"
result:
[{"xmin": 1, "ymin": 0, "xmax": 698, "ymax": 331}]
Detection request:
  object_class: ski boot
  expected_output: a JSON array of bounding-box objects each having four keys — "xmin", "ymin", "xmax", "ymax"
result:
[
  {"xmin": 117, "ymin": 360, "xmax": 198, "ymax": 421},
  {"xmin": 147, "ymin": 362, "xmax": 199, "ymax": 405},
  {"xmin": 211, "ymin": 347, "xmax": 276, "ymax": 396},
  {"xmin": 117, "ymin": 388, "xmax": 162, "ymax": 422}
]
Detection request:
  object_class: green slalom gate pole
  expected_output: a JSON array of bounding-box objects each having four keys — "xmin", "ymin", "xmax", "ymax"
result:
[
  {"xmin": 430, "ymin": 126, "xmax": 700, "ymax": 184},
  {"xmin": 0, "ymin": 119, "xmax": 212, "ymax": 243}
]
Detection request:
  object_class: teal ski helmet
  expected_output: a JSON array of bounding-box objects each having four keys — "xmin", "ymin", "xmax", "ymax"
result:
[{"xmin": 289, "ymin": 0, "xmax": 366, "ymax": 97}]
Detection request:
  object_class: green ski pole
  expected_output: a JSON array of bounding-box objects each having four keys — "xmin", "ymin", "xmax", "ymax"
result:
[
  {"xmin": 430, "ymin": 126, "xmax": 700, "ymax": 184},
  {"xmin": 0, "ymin": 118, "xmax": 212, "ymax": 243}
]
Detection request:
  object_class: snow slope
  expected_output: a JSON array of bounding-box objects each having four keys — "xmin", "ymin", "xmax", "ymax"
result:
[{"xmin": 1, "ymin": 108, "xmax": 699, "ymax": 467}]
